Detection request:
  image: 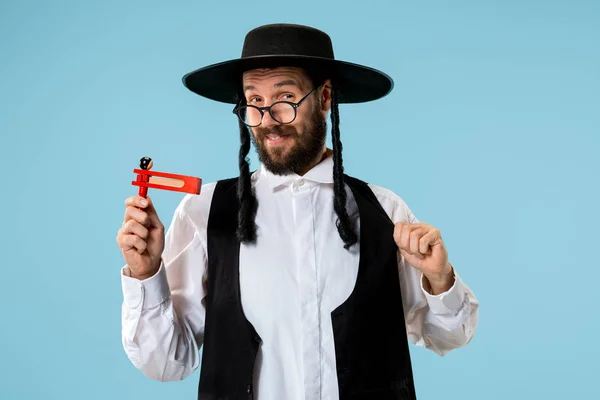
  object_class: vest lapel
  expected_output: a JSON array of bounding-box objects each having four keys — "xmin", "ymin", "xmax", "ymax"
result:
[
  {"xmin": 331, "ymin": 175, "xmax": 417, "ymax": 399},
  {"xmin": 199, "ymin": 177, "xmax": 260, "ymax": 400}
]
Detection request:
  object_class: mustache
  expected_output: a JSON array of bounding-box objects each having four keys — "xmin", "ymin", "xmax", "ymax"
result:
[{"xmin": 254, "ymin": 124, "xmax": 298, "ymax": 139}]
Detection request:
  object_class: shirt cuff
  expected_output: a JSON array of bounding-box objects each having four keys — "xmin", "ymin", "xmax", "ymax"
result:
[
  {"xmin": 121, "ymin": 260, "xmax": 170, "ymax": 310},
  {"xmin": 421, "ymin": 268, "xmax": 467, "ymax": 316}
]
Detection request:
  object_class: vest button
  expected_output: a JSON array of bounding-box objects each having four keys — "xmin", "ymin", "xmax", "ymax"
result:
[{"xmin": 246, "ymin": 384, "xmax": 252, "ymax": 394}]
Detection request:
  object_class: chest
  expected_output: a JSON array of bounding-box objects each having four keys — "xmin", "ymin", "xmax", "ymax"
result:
[{"xmin": 238, "ymin": 183, "xmax": 362, "ymax": 332}]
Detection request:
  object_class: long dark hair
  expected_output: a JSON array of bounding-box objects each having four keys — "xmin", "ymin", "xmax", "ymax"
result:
[
  {"xmin": 235, "ymin": 103, "xmax": 259, "ymax": 244},
  {"xmin": 329, "ymin": 84, "xmax": 357, "ymax": 249},
  {"xmin": 235, "ymin": 71, "xmax": 357, "ymax": 249}
]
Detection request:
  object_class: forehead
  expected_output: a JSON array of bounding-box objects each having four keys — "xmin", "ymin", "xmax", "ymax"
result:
[{"xmin": 242, "ymin": 67, "xmax": 310, "ymax": 90}]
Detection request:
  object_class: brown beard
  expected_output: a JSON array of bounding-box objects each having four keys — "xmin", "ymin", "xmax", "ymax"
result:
[{"xmin": 250, "ymin": 103, "xmax": 327, "ymax": 175}]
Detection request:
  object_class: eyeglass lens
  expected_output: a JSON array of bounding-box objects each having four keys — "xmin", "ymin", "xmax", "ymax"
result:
[{"xmin": 244, "ymin": 102, "xmax": 296, "ymax": 127}]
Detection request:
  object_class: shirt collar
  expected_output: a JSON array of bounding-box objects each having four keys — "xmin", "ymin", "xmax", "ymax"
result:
[{"xmin": 259, "ymin": 149, "xmax": 334, "ymax": 189}]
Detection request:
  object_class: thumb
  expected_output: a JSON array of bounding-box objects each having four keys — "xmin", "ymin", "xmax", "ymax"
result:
[{"xmin": 143, "ymin": 196, "xmax": 163, "ymax": 229}]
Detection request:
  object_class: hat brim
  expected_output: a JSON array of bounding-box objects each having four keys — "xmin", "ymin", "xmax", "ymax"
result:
[{"xmin": 181, "ymin": 55, "xmax": 394, "ymax": 104}]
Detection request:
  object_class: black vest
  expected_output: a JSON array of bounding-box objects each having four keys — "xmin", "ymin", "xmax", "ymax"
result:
[{"xmin": 198, "ymin": 175, "xmax": 417, "ymax": 400}]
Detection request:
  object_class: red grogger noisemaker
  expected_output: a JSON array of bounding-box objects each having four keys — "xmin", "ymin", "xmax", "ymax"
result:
[{"xmin": 132, "ymin": 156, "xmax": 202, "ymax": 198}]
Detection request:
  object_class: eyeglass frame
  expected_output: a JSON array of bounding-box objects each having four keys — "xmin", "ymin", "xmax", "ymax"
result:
[{"xmin": 232, "ymin": 87, "xmax": 317, "ymax": 127}]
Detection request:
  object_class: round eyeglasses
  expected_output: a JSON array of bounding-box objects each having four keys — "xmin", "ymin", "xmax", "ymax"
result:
[{"xmin": 232, "ymin": 87, "xmax": 317, "ymax": 127}]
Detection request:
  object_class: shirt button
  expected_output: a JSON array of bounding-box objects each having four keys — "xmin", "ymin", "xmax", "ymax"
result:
[{"xmin": 296, "ymin": 179, "xmax": 304, "ymax": 187}]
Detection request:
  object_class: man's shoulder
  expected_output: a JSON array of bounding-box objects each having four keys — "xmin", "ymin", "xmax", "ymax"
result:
[
  {"xmin": 345, "ymin": 174, "xmax": 405, "ymax": 205},
  {"xmin": 367, "ymin": 183, "xmax": 405, "ymax": 205},
  {"xmin": 346, "ymin": 176, "xmax": 416, "ymax": 223},
  {"xmin": 174, "ymin": 173, "xmax": 244, "ymax": 215},
  {"xmin": 170, "ymin": 180, "xmax": 220, "ymax": 225}
]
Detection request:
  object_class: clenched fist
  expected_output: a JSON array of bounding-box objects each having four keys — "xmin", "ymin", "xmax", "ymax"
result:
[
  {"xmin": 116, "ymin": 195, "xmax": 165, "ymax": 280},
  {"xmin": 393, "ymin": 222, "xmax": 454, "ymax": 295}
]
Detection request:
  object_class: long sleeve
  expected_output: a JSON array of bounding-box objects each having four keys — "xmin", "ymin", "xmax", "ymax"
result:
[
  {"xmin": 120, "ymin": 192, "xmax": 211, "ymax": 381},
  {"xmin": 369, "ymin": 184, "xmax": 479, "ymax": 356}
]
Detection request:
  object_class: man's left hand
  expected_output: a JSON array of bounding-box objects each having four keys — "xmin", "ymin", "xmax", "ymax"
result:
[{"xmin": 393, "ymin": 222, "xmax": 454, "ymax": 295}]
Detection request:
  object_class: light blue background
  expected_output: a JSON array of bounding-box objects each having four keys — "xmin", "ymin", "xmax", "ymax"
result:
[{"xmin": 1, "ymin": 0, "xmax": 598, "ymax": 399}]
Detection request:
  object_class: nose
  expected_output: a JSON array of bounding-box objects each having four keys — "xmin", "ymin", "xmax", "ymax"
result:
[{"xmin": 260, "ymin": 106, "xmax": 278, "ymax": 127}]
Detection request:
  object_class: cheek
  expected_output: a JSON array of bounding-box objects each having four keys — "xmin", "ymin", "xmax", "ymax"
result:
[{"xmin": 289, "ymin": 115, "xmax": 310, "ymax": 134}]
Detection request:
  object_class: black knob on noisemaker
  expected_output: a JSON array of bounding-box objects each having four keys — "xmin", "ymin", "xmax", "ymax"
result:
[{"xmin": 140, "ymin": 156, "xmax": 153, "ymax": 170}]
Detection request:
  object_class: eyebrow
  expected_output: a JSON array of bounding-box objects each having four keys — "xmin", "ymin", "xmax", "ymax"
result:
[{"xmin": 244, "ymin": 79, "xmax": 302, "ymax": 93}]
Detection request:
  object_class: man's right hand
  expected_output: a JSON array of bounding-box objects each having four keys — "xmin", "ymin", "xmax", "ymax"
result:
[{"xmin": 116, "ymin": 195, "xmax": 165, "ymax": 280}]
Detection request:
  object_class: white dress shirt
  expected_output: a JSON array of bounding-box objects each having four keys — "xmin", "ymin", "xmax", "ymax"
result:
[{"xmin": 121, "ymin": 153, "xmax": 479, "ymax": 400}]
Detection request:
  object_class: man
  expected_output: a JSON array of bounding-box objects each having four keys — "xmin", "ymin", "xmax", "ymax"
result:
[{"xmin": 117, "ymin": 24, "xmax": 478, "ymax": 400}]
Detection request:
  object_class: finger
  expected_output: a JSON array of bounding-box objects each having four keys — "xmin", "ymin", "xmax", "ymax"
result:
[
  {"xmin": 124, "ymin": 206, "xmax": 151, "ymax": 227},
  {"xmin": 142, "ymin": 196, "xmax": 164, "ymax": 230},
  {"xmin": 419, "ymin": 229, "xmax": 442, "ymax": 254},
  {"xmin": 124, "ymin": 195, "xmax": 154, "ymax": 224},
  {"xmin": 393, "ymin": 222, "xmax": 404, "ymax": 246},
  {"xmin": 409, "ymin": 227, "xmax": 430, "ymax": 255},
  {"xmin": 393, "ymin": 222, "xmax": 405, "ymax": 246},
  {"xmin": 124, "ymin": 196, "xmax": 163, "ymax": 230},
  {"xmin": 400, "ymin": 223, "xmax": 420, "ymax": 250},
  {"xmin": 120, "ymin": 219, "xmax": 149, "ymax": 240},
  {"xmin": 119, "ymin": 233, "xmax": 147, "ymax": 254},
  {"xmin": 399, "ymin": 248, "xmax": 409, "ymax": 260},
  {"xmin": 400, "ymin": 247, "xmax": 423, "ymax": 262},
  {"xmin": 125, "ymin": 195, "xmax": 149, "ymax": 209},
  {"xmin": 398, "ymin": 225, "xmax": 425, "ymax": 259}
]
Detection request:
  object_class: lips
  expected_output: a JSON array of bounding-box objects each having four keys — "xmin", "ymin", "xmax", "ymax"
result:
[
  {"xmin": 263, "ymin": 132, "xmax": 293, "ymax": 145},
  {"xmin": 265, "ymin": 132, "xmax": 291, "ymax": 139}
]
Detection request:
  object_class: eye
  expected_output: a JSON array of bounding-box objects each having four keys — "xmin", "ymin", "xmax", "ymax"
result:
[
  {"xmin": 248, "ymin": 96, "xmax": 263, "ymax": 104},
  {"xmin": 281, "ymin": 93, "xmax": 295, "ymax": 101}
]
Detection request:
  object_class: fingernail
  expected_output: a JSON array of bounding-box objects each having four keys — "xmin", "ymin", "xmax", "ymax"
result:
[{"xmin": 140, "ymin": 199, "xmax": 148, "ymax": 206}]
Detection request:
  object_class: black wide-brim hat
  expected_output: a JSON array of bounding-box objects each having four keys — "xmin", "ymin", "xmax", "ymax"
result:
[{"xmin": 182, "ymin": 23, "xmax": 394, "ymax": 104}]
